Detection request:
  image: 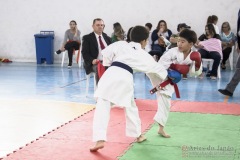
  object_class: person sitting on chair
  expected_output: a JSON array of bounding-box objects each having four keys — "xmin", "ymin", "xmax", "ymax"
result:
[
  {"xmin": 111, "ymin": 22, "xmax": 125, "ymax": 43},
  {"xmin": 55, "ymin": 20, "xmax": 81, "ymax": 68},
  {"xmin": 82, "ymin": 18, "xmax": 111, "ymax": 83},
  {"xmin": 151, "ymin": 20, "xmax": 172, "ymax": 61},
  {"xmin": 219, "ymin": 22, "xmax": 236, "ymax": 69},
  {"xmin": 195, "ymin": 23, "xmax": 222, "ymax": 80}
]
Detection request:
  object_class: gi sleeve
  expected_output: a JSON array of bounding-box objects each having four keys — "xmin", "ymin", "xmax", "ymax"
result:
[{"xmin": 101, "ymin": 43, "xmax": 116, "ymax": 66}]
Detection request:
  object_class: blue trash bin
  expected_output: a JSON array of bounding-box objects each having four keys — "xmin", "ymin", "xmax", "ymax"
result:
[{"xmin": 34, "ymin": 31, "xmax": 54, "ymax": 64}]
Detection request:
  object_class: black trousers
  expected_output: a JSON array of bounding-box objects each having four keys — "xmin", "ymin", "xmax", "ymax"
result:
[
  {"xmin": 198, "ymin": 49, "xmax": 221, "ymax": 77},
  {"xmin": 222, "ymin": 47, "xmax": 232, "ymax": 65},
  {"xmin": 64, "ymin": 41, "xmax": 80, "ymax": 64}
]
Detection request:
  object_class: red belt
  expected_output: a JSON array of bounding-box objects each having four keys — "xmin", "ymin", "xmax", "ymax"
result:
[{"xmin": 149, "ymin": 78, "xmax": 180, "ymax": 98}]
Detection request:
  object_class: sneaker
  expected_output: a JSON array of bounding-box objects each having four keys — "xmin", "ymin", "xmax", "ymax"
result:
[
  {"xmin": 182, "ymin": 74, "xmax": 188, "ymax": 80},
  {"xmin": 210, "ymin": 76, "xmax": 217, "ymax": 80},
  {"xmin": 67, "ymin": 63, "xmax": 72, "ymax": 69},
  {"xmin": 221, "ymin": 63, "xmax": 226, "ymax": 70},
  {"xmin": 218, "ymin": 89, "xmax": 233, "ymax": 97},
  {"xmin": 55, "ymin": 50, "xmax": 61, "ymax": 55}
]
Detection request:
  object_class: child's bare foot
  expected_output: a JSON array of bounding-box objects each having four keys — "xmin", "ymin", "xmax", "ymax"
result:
[
  {"xmin": 137, "ymin": 135, "xmax": 146, "ymax": 143},
  {"xmin": 158, "ymin": 129, "xmax": 171, "ymax": 138},
  {"xmin": 90, "ymin": 140, "xmax": 105, "ymax": 152},
  {"xmin": 158, "ymin": 130, "xmax": 171, "ymax": 138},
  {"xmin": 158, "ymin": 124, "xmax": 171, "ymax": 138}
]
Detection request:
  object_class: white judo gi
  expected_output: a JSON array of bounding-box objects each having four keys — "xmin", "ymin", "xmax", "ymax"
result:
[
  {"xmin": 147, "ymin": 47, "xmax": 202, "ymax": 126},
  {"xmin": 92, "ymin": 41, "xmax": 167, "ymax": 142}
]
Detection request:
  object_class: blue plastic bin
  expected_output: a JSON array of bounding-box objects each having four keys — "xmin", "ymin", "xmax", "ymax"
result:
[{"xmin": 34, "ymin": 31, "xmax": 54, "ymax": 64}]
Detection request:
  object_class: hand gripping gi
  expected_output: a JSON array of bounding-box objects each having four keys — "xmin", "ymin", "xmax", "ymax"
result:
[
  {"xmin": 167, "ymin": 70, "xmax": 182, "ymax": 83},
  {"xmin": 149, "ymin": 64, "xmax": 190, "ymax": 98},
  {"xmin": 150, "ymin": 69, "xmax": 182, "ymax": 98}
]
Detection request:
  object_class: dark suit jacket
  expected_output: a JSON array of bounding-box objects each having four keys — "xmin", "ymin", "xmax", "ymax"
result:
[{"xmin": 82, "ymin": 32, "xmax": 111, "ymax": 74}]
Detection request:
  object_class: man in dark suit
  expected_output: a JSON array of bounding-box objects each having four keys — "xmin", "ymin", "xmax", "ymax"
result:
[{"xmin": 82, "ymin": 18, "xmax": 112, "ymax": 82}]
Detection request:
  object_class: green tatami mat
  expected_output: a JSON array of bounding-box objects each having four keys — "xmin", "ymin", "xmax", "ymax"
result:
[{"xmin": 119, "ymin": 112, "xmax": 240, "ymax": 160}]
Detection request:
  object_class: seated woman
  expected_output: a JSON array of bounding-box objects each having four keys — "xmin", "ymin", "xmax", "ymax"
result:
[
  {"xmin": 195, "ymin": 23, "xmax": 222, "ymax": 80},
  {"xmin": 55, "ymin": 20, "xmax": 81, "ymax": 68},
  {"xmin": 111, "ymin": 22, "xmax": 125, "ymax": 43},
  {"xmin": 151, "ymin": 20, "xmax": 172, "ymax": 61},
  {"xmin": 219, "ymin": 22, "xmax": 236, "ymax": 69}
]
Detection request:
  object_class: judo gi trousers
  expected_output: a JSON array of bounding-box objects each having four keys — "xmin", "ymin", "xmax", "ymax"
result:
[
  {"xmin": 153, "ymin": 92, "xmax": 171, "ymax": 127},
  {"xmin": 92, "ymin": 98, "xmax": 141, "ymax": 142}
]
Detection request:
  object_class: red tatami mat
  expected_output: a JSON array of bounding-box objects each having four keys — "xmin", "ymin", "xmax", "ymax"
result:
[
  {"xmin": 2, "ymin": 105, "xmax": 156, "ymax": 160},
  {"xmin": 2, "ymin": 100, "xmax": 240, "ymax": 160},
  {"xmin": 171, "ymin": 100, "xmax": 240, "ymax": 115},
  {"xmin": 136, "ymin": 99, "xmax": 240, "ymax": 115}
]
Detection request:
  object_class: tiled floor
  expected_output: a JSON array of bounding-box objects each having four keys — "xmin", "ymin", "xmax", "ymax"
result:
[{"xmin": 0, "ymin": 62, "xmax": 239, "ymax": 158}]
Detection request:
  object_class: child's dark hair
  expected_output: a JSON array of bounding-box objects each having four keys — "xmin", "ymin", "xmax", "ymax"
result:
[
  {"xmin": 179, "ymin": 29, "xmax": 197, "ymax": 44},
  {"xmin": 145, "ymin": 23, "xmax": 152, "ymax": 30},
  {"xmin": 130, "ymin": 25, "xmax": 149, "ymax": 43}
]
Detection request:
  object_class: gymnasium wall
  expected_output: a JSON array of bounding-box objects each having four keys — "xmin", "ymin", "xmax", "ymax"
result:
[{"xmin": 0, "ymin": 0, "xmax": 239, "ymax": 62}]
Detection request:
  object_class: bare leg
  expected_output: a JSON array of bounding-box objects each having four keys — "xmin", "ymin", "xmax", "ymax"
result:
[
  {"xmin": 90, "ymin": 140, "xmax": 105, "ymax": 152},
  {"xmin": 158, "ymin": 124, "xmax": 170, "ymax": 138}
]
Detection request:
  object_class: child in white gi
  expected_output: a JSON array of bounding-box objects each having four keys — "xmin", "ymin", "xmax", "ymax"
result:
[
  {"xmin": 148, "ymin": 29, "xmax": 202, "ymax": 138},
  {"xmin": 90, "ymin": 26, "xmax": 168, "ymax": 152}
]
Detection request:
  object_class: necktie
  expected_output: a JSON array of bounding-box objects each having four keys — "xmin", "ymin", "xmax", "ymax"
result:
[{"xmin": 99, "ymin": 36, "xmax": 105, "ymax": 50}]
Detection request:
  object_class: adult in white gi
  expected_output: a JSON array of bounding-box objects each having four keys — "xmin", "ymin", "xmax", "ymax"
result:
[
  {"xmin": 90, "ymin": 26, "xmax": 168, "ymax": 152},
  {"xmin": 147, "ymin": 29, "xmax": 202, "ymax": 138}
]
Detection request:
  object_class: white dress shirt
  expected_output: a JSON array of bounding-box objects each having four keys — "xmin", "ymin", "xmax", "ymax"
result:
[{"xmin": 94, "ymin": 32, "xmax": 108, "ymax": 60}]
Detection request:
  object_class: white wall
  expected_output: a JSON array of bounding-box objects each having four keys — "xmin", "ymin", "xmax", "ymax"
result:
[{"xmin": 0, "ymin": 0, "xmax": 239, "ymax": 62}]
